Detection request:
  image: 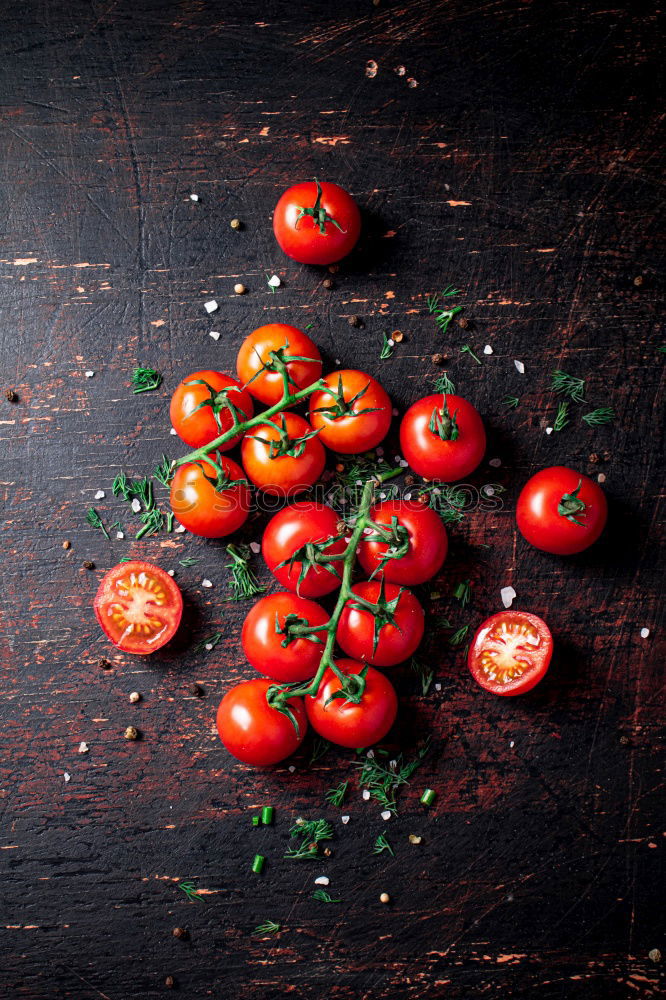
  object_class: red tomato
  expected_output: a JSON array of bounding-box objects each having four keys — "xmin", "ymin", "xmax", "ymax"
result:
[
  {"xmin": 242, "ymin": 592, "xmax": 329, "ymax": 682},
  {"xmin": 336, "ymin": 580, "xmax": 425, "ymax": 667},
  {"xmin": 170, "ymin": 454, "xmax": 251, "ymax": 538},
  {"xmin": 516, "ymin": 466, "xmax": 608, "ymax": 555},
  {"xmin": 357, "ymin": 499, "xmax": 448, "ymax": 585},
  {"xmin": 169, "ymin": 370, "xmax": 254, "ymax": 450},
  {"xmin": 308, "ymin": 370, "xmax": 392, "ymax": 454},
  {"xmin": 468, "ymin": 611, "xmax": 553, "ymax": 696},
  {"xmin": 262, "ymin": 502, "xmax": 347, "ymax": 597},
  {"xmin": 94, "ymin": 560, "xmax": 183, "ymax": 655},
  {"xmin": 236, "ymin": 325, "xmax": 322, "ymax": 406},
  {"xmin": 241, "ymin": 412, "xmax": 325, "ymax": 498},
  {"xmin": 305, "ymin": 659, "xmax": 398, "ymax": 748},
  {"xmin": 273, "ymin": 179, "xmax": 361, "ymax": 266},
  {"xmin": 216, "ymin": 678, "xmax": 307, "ymax": 766},
  {"xmin": 399, "ymin": 393, "xmax": 486, "ymax": 481}
]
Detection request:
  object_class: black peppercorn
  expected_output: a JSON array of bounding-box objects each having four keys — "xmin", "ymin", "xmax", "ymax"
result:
[{"xmin": 83, "ymin": 561, "xmax": 95, "ymax": 570}]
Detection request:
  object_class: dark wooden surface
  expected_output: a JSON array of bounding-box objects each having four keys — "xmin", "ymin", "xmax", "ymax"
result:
[{"xmin": 0, "ymin": 2, "xmax": 663, "ymax": 997}]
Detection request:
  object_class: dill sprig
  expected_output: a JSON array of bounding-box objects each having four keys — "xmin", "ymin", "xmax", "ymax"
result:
[
  {"xmin": 112, "ymin": 471, "xmax": 132, "ymax": 500},
  {"xmin": 136, "ymin": 507, "xmax": 164, "ymax": 539},
  {"xmin": 433, "ymin": 372, "xmax": 456, "ymax": 395},
  {"xmin": 325, "ymin": 781, "xmax": 349, "ymax": 808},
  {"xmin": 309, "ymin": 737, "xmax": 330, "ymax": 765},
  {"xmin": 448, "ymin": 624, "xmax": 470, "ymax": 647},
  {"xmin": 373, "ymin": 831, "xmax": 395, "ymax": 857},
  {"xmin": 225, "ymin": 544, "xmax": 266, "ymax": 601},
  {"xmin": 380, "ymin": 331, "xmax": 394, "ymax": 360},
  {"xmin": 553, "ymin": 400, "xmax": 570, "ymax": 432},
  {"xmin": 178, "ymin": 880, "xmax": 205, "ymax": 903},
  {"xmin": 312, "ymin": 889, "xmax": 341, "ymax": 903},
  {"xmin": 460, "ymin": 344, "xmax": 481, "ymax": 365},
  {"xmin": 356, "ymin": 741, "xmax": 430, "ymax": 815},
  {"xmin": 417, "ymin": 483, "xmax": 467, "ymax": 525},
  {"xmin": 285, "ymin": 817, "xmax": 333, "ymax": 861},
  {"xmin": 410, "ymin": 657, "xmax": 434, "ymax": 696},
  {"xmin": 126, "ymin": 477, "xmax": 154, "ymax": 512},
  {"xmin": 503, "ymin": 395, "xmax": 519, "ymax": 409},
  {"xmin": 193, "ymin": 631, "xmax": 223, "ymax": 654},
  {"xmin": 253, "ymin": 919, "xmax": 281, "ymax": 935},
  {"xmin": 153, "ymin": 454, "xmax": 175, "ymax": 488},
  {"xmin": 427, "ymin": 285, "xmax": 462, "ymax": 334},
  {"xmin": 582, "ymin": 407, "xmax": 615, "ymax": 426},
  {"xmin": 132, "ymin": 366, "xmax": 163, "ymax": 394},
  {"xmin": 86, "ymin": 507, "xmax": 109, "ymax": 539},
  {"xmin": 453, "ymin": 579, "xmax": 472, "ymax": 607},
  {"xmin": 551, "ymin": 370, "xmax": 586, "ymax": 403},
  {"xmin": 179, "ymin": 556, "xmax": 199, "ymax": 567}
]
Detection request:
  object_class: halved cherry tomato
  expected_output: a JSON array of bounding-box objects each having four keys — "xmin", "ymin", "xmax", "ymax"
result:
[
  {"xmin": 170, "ymin": 453, "xmax": 251, "ymax": 538},
  {"xmin": 94, "ymin": 560, "xmax": 183, "ymax": 655},
  {"xmin": 336, "ymin": 581, "xmax": 425, "ymax": 667},
  {"xmin": 216, "ymin": 678, "xmax": 307, "ymax": 766},
  {"xmin": 357, "ymin": 499, "xmax": 448, "ymax": 585},
  {"xmin": 262, "ymin": 502, "xmax": 347, "ymax": 597},
  {"xmin": 305, "ymin": 659, "xmax": 398, "ymax": 748},
  {"xmin": 516, "ymin": 466, "xmax": 607, "ymax": 555},
  {"xmin": 273, "ymin": 180, "xmax": 361, "ymax": 266},
  {"xmin": 169, "ymin": 370, "xmax": 254, "ymax": 449},
  {"xmin": 241, "ymin": 412, "xmax": 325, "ymax": 498},
  {"xmin": 468, "ymin": 611, "xmax": 553, "ymax": 696},
  {"xmin": 308, "ymin": 370, "xmax": 392, "ymax": 454},
  {"xmin": 399, "ymin": 393, "xmax": 486, "ymax": 481},
  {"xmin": 242, "ymin": 592, "xmax": 329, "ymax": 682},
  {"xmin": 236, "ymin": 325, "xmax": 322, "ymax": 406}
]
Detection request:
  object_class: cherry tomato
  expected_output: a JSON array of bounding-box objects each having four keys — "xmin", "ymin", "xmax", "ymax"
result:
[
  {"xmin": 399, "ymin": 393, "xmax": 486, "ymax": 481},
  {"xmin": 305, "ymin": 659, "xmax": 398, "ymax": 748},
  {"xmin": 236, "ymin": 325, "xmax": 322, "ymax": 406},
  {"xmin": 336, "ymin": 581, "xmax": 425, "ymax": 667},
  {"xmin": 216, "ymin": 678, "xmax": 307, "ymax": 766},
  {"xmin": 468, "ymin": 611, "xmax": 553, "ymax": 696},
  {"xmin": 516, "ymin": 466, "xmax": 607, "ymax": 555},
  {"xmin": 169, "ymin": 370, "xmax": 254, "ymax": 450},
  {"xmin": 357, "ymin": 499, "xmax": 448, "ymax": 585},
  {"xmin": 262, "ymin": 502, "xmax": 347, "ymax": 597},
  {"xmin": 242, "ymin": 592, "xmax": 330, "ymax": 683},
  {"xmin": 241, "ymin": 412, "xmax": 325, "ymax": 499},
  {"xmin": 94, "ymin": 560, "xmax": 183, "ymax": 655},
  {"xmin": 170, "ymin": 453, "xmax": 250, "ymax": 538},
  {"xmin": 308, "ymin": 370, "xmax": 392, "ymax": 454},
  {"xmin": 273, "ymin": 179, "xmax": 361, "ymax": 266}
]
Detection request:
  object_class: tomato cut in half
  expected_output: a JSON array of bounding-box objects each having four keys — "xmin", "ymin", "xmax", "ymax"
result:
[
  {"xmin": 468, "ymin": 611, "xmax": 553, "ymax": 696},
  {"xmin": 94, "ymin": 560, "xmax": 183, "ymax": 655}
]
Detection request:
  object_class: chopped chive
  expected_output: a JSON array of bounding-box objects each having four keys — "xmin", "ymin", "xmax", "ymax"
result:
[
  {"xmin": 252, "ymin": 815, "xmax": 260, "ymax": 827},
  {"xmin": 179, "ymin": 556, "xmax": 199, "ymax": 567},
  {"xmin": 251, "ymin": 854, "xmax": 265, "ymax": 874},
  {"xmin": 131, "ymin": 366, "xmax": 163, "ymax": 394},
  {"xmin": 166, "ymin": 512, "xmax": 174, "ymax": 533},
  {"xmin": 582, "ymin": 407, "xmax": 615, "ymax": 426},
  {"xmin": 420, "ymin": 788, "xmax": 436, "ymax": 806},
  {"xmin": 453, "ymin": 579, "xmax": 472, "ymax": 607},
  {"xmin": 261, "ymin": 806, "xmax": 274, "ymax": 825}
]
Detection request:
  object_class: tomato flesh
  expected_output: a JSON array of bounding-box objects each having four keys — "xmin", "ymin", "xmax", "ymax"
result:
[
  {"xmin": 94, "ymin": 560, "xmax": 183, "ymax": 655},
  {"xmin": 468, "ymin": 611, "xmax": 553, "ymax": 696}
]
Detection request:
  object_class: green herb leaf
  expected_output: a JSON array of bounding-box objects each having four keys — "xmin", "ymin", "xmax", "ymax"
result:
[
  {"xmin": 312, "ymin": 889, "xmax": 341, "ymax": 903},
  {"xmin": 325, "ymin": 780, "xmax": 349, "ymax": 808},
  {"xmin": 502, "ymin": 395, "xmax": 519, "ymax": 409},
  {"xmin": 582, "ymin": 407, "xmax": 615, "ymax": 426},
  {"xmin": 178, "ymin": 880, "xmax": 205, "ymax": 903},
  {"xmin": 253, "ymin": 919, "xmax": 281, "ymax": 934},
  {"xmin": 553, "ymin": 400, "xmax": 570, "ymax": 432},
  {"xmin": 380, "ymin": 331, "xmax": 394, "ymax": 360},
  {"xmin": 433, "ymin": 373, "xmax": 456, "ymax": 395},
  {"xmin": 86, "ymin": 507, "xmax": 109, "ymax": 539},
  {"xmin": 132, "ymin": 367, "xmax": 163, "ymax": 394},
  {"xmin": 410, "ymin": 657, "xmax": 434, "ymax": 696},
  {"xmin": 551, "ymin": 370, "xmax": 586, "ymax": 403},
  {"xmin": 193, "ymin": 631, "xmax": 223, "ymax": 654},
  {"xmin": 226, "ymin": 544, "xmax": 266, "ymax": 601},
  {"xmin": 373, "ymin": 831, "xmax": 395, "ymax": 856}
]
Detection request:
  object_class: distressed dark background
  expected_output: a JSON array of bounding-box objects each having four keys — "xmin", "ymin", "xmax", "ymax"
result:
[{"xmin": 0, "ymin": 1, "xmax": 663, "ymax": 998}]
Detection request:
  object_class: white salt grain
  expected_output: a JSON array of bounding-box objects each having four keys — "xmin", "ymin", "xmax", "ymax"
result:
[
  {"xmin": 341, "ymin": 815, "xmax": 350, "ymax": 825},
  {"xmin": 314, "ymin": 876, "xmax": 330, "ymax": 886},
  {"xmin": 170, "ymin": 427, "xmax": 178, "ymax": 435},
  {"xmin": 381, "ymin": 810, "xmax": 392, "ymax": 821},
  {"xmin": 489, "ymin": 458, "xmax": 502, "ymax": 468},
  {"xmin": 174, "ymin": 524, "xmax": 186, "ymax": 533},
  {"xmin": 514, "ymin": 360, "xmax": 525, "ymax": 374},
  {"xmin": 85, "ymin": 370, "xmax": 94, "ymax": 378},
  {"xmin": 435, "ymin": 683, "xmax": 442, "ymax": 691},
  {"xmin": 167, "ymin": 569, "xmax": 175, "ymax": 577},
  {"xmin": 209, "ymin": 330, "xmax": 221, "ymax": 341},
  {"xmin": 201, "ymin": 579, "xmax": 213, "ymax": 588},
  {"xmin": 362, "ymin": 789, "xmax": 371, "ymax": 801},
  {"xmin": 64, "ymin": 772, "xmax": 71, "ymax": 782},
  {"xmin": 204, "ymin": 299, "xmax": 218, "ymax": 313},
  {"xmin": 78, "ymin": 742, "xmax": 88, "ymax": 754},
  {"xmin": 131, "ymin": 498, "xmax": 142, "ymax": 513},
  {"xmin": 545, "ymin": 427, "xmax": 553, "ymax": 435},
  {"xmin": 267, "ymin": 274, "xmax": 281, "ymax": 288},
  {"xmin": 640, "ymin": 627, "xmax": 650, "ymax": 639},
  {"xmin": 189, "ymin": 193, "xmax": 199, "ymax": 202},
  {"xmin": 94, "ymin": 490, "xmax": 106, "ymax": 500},
  {"xmin": 483, "ymin": 345, "xmax": 493, "ymax": 355},
  {"xmin": 249, "ymin": 542, "xmax": 261, "ymax": 554},
  {"xmin": 288, "ymin": 765, "xmax": 296, "ymax": 773},
  {"xmin": 501, "ymin": 586, "xmax": 516, "ymax": 608},
  {"xmin": 116, "ymin": 531, "xmax": 124, "ymax": 540}
]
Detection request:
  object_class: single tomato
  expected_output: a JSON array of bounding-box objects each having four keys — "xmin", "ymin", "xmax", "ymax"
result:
[
  {"xmin": 216, "ymin": 678, "xmax": 307, "ymax": 766},
  {"xmin": 241, "ymin": 412, "xmax": 325, "ymax": 498},
  {"xmin": 169, "ymin": 370, "xmax": 254, "ymax": 449},
  {"xmin": 94, "ymin": 560, "xmax": 183, "ymax": 655},
  {"xmin": 308, "ymin": 370, "xmax": 392, "ymax": 454},
  {"xmin": 242, "ymin": 592, "xmax": 329, "ymax": 682},
  {"xmin": 262, "ymin": 502, "xmax": 347, "ymax": 597},
  {"xmin": 399, "ymin": 393, "xmax": 486, "ymax": 481},
  {"xmin": 516, "ymin": 466, "xmax": 607, "ymax": 555},
  {"xmin": 336, "ymin": 580, "xmax": 425, "ymax": 667},
  {"xmin": 236, "ymin": 325, "xmax": 322, "ymax": 406},
  {"xmin": 468, "ymin": 611, "xmax": 553, "ymax": 696},
  {"xmin": 357, "ymin": 499, "xmax": 448, "ymax": 585},
  {"xmin": 170, "ymin": 453, "xmax": 251, "ymax": 538},
  {"xmin": 305, "ymin": 659, "xmax": 398, "ymax": 748},
  {"xmin": 273, "ymin": 179, "xmax": 361, "ymax": 265}
]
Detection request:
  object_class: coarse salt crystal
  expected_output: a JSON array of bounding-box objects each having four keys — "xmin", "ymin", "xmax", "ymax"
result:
[
  {"xmin": 640, "ymin": 627, "xmax": 650, "ymax": 638},
  {"xmin": 116, "ymin": 531, "xmax": 124, "ymax": 540},
  {"xmin": 545, "ymin": 427, "xmax": 553, "ymax": 435},
  {"xmin": 404, "ymin": 493, "xmax": 412, "ymax": 501},
  {"xmin": 131, "ymin": 498, "xmax": 141, "ymax": 513},
  {"xmin": 485, "ymin": 486, "xmax": 495, "ymax": 496},
  {"xmin": 335, "ymin": 358, "xmax": 341, "ymax": 365},
  {"xmin": 170, "ymin": 427, "xmax": 178, "ymax": 435},
  {"xmin": 399, "ymin": 459, "xmax": 409, "ymax": 468},
  {"xmin": 204, "ymin": 299, "xmax": 218, "ymax": 313},
  {"xmin": 381, "ymin": 810, "xmax": 392, "ymax": 821},
  {"xmin": 94, "ymin": 490, "xmax": 105, "ymax": 500},
  {"xmin": 483, "ymin": 345, "xmax": 493, "ymax": 355},
  {"xmin": 201, "ymin": 579, "xmax": 213, "ymax": 588},
  {"xmin": 341, "ymin": 815, "xmax": 350, "ymax": 825},
  {"xmin": 288, "ymin": 765, "xmax": 296, "ymax": 773},
  {"xmin": 509, "ymin": 740, "xmax": 515, "ymax": 748},
  {"xmin": 514, "ymin": 360, "xmax": 525, "ymax": 374},
  {"xmin": 267, "ymin": 274, "xmax": 281, "ymax": 288},
  {"xmin": 64, "ymin": 772, "xmax": 71, "ymax": 782},
  {"xmin": 85, "ymin": 370, "xmax": 94, "ymax": 377},
  {"xmin": 387, "ymin": 339, "xmax": 395, "ymax": 348},
  {"xmin": 362, "ymin": 789, "xmax": 371, "ymax": 801},
  {"xmin": 174, "ymin": 524, "xmax": 186, "ymax": 533},
  {"xmin": 379, "ymin": 492, "xmax": 386, "ymax": 500},
  {"xmin": 205, "ymin": 643, "xmax": 213, "ymax": 651},
  {"xmin": 489, "ymin": 458, "xmax": 502, "ymax": 468},
  {"xmin": 209, "ymin": 330, "xmax": 220, "ymax": 341},
  {"xmin": 189, "ymin": 193, "xmax": 199, "ymax": 201},
  {"xmin": 435, "ymin": 683, "xmax": 442, "ymax": 691},
  {"xmin": 366, "ymin": 749, "xmax": 375, "ymax": 758},
  {"xmin": 314, "ymin": 876, "xmax": 329, "ymax": 886},
  {"xmin": 167, "ymin": 569, "xmax": 175, "ymax": 577},
  {"xmin": 501, "ymin": 585, "xmax": 516, "ymax": 608},
  {"xmin": 249, "ymin": 541, "xmax": 261, "ymax": 554},
  {"xmin": 78, "ymin": 742, "xmax": 88, "ymax": 753}
]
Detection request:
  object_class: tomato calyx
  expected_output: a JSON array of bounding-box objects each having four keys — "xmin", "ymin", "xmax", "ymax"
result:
[
  {"xmin": 266, "ymin": 682, "xmax": 305, "ymax": 736},
  {"xmin": 183, "ymin": 378, "xmax": 246, "ymax": 434},
  {"xmin": 195, "ymin": 453, "xmax": 248, "ymax": 493},
  {"xmin": 324, "ymin": 665, "xmax": 369, "ymax": 707},
  {"xmin": 310, "ymin": 373, "xmax": 381, "ymax": 421},
  {"xmin": 246, "ymin": 413, "xmax": 321, "ymax": 460},
  {"xmin": 274, "ymin": 612, "xmax": 325, "ymax": 648},
  {"xmin": 557, "ymin": 479, "xmax": 588, "ymax": 525},
  {"xmin": 348, "ymin": 576, "xmax": 405, "ymax": 655},
  {"xmin": 294, "ymin": 178, "xmax": 346, "ymax": 236},
  {"xmin": 275, "ymin": 536, "xmax": 345, "ymax": 592},
  {"xmin": 428, "ymin": 395, "xmax": 459, "ymax": 442},
  {"xmin": 364, "ymin": 516, "xmax": 411, "ymax": 575},
  {"xmin": 244, "ymin": 339, "xmax": 323, "ymax": 394}
]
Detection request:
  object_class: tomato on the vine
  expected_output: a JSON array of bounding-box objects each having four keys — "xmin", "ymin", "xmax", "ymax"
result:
[
  {"xmin": 242, "ymin": 592, "xmax": 329, "ymax": 683},
  {"xmin": 516, "ymin": 466, "xmax": 607, "ymax": 555},
  {"xmin": 308, "ymin": 370, "xmax": 392, "ymax": 454},
  {"xmin": 94, "ymin": 560, "xmax": 183, "ymax": 655},
  {"xmin": 216, "ymin": 678, "xmax": 307, "ymax": 766},
  {"xmin": 357, "ymin": 499, "xmax": 448, "ymax": 585},
  {"xmin": 170, "ymin": 454, "xmax": 251, "ymax": 538},
  {"xmin": 241, "ymin": 412, "xmax": 325, "ymax": 498},
  {"xmin": 468, "ymin": 611, "xmax": 553, "ymax": 696},
  {"xmin": 273, "ymin": 179, "xmax": 361, "ymax": 266},
  {"xmin": 169, "ymin": 370, "xmax": 254, "ymax": 449},
  {"xmin": 262, "ymin": 502, "xmax": 347, "ymax": 597},
  {"xmin": 399, "ymin": 393, "xmax": 486, "ymax": 481},
  {"xmin": 236, "ymin": 325, "xmax": 322, "ymax": 406},
  {"xmin": 336, "ymin": 580, "xmax": 425, "ymax": 667},
  {"xmin": 305, "ymin": 659, "xmax": 398, "ymax": 748}
]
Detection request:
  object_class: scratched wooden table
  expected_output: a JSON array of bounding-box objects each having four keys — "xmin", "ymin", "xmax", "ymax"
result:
[{"xmin": 0, "ymin": 2, "xmax": 663, "ymax": 998}]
